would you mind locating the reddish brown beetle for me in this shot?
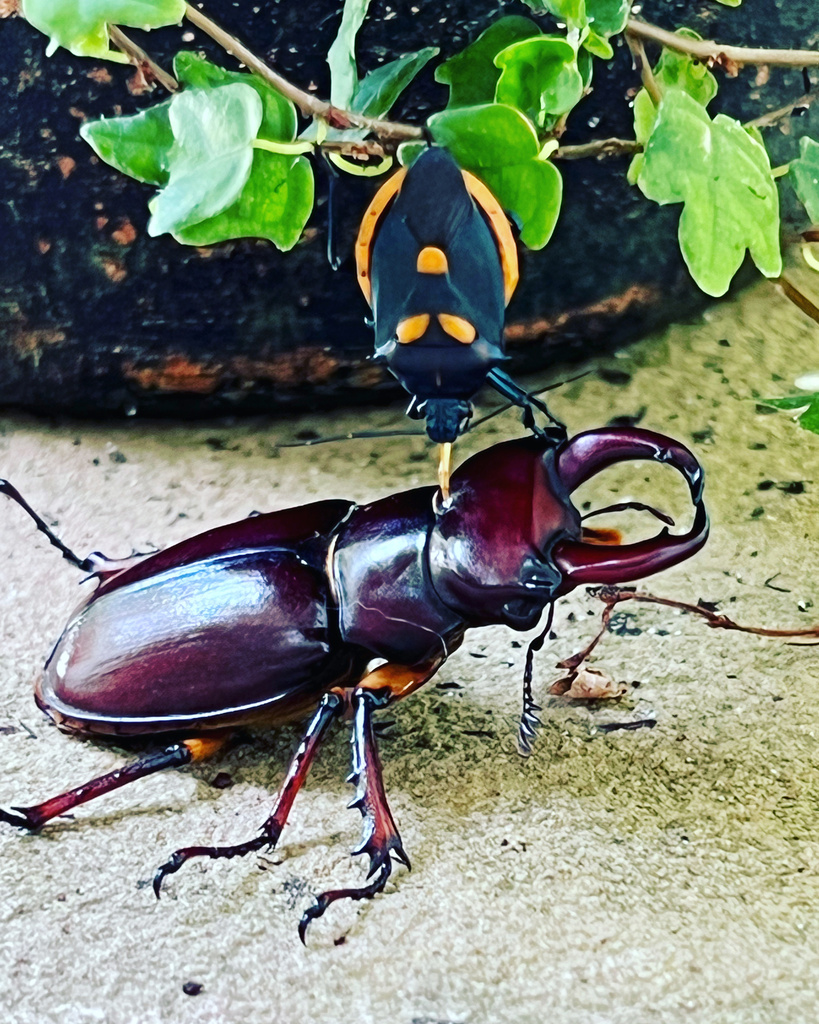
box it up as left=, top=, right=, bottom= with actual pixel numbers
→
left=0, top=427, right=707, bottom=938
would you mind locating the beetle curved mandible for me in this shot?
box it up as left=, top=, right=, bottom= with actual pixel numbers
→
left=0, top=427, right=707, bottom=939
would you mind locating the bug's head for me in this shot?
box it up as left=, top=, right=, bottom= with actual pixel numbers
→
left=428, top=429, right=708, bottom=630
left=356, top=148, right=519, bottom=443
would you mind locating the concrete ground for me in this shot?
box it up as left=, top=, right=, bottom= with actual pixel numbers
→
left=1, top=273, right=819, bottom=1024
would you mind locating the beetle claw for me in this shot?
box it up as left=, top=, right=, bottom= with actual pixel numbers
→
left=298, top=859, right=395, bottom=945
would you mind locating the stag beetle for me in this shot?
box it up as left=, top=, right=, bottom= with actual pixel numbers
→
left=0, top=427, right=707, bottom=939
left=356, top=148, right=566, bottom=453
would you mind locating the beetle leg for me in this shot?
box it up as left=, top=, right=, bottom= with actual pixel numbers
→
left=0, top=733, right=229, bottom=832
left=299, top=688, right=409, bottom=942
left=152, top=692, right=342, bottom=896
left=0, top=479, right=150, bottom=578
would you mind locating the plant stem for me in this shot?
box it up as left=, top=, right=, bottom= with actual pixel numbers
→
left=625, top=32, right=661, bottom=105
left=108, top=25, right=178, bottom=92
left=183, top=2, right=423, bottom=142
left=627, top=17, right=819, bottom=68
left=554, top=138, right=642, bottom=160
left=746, top=92, right=816, bottom=129
left=775, top=276, right=819, bottom=328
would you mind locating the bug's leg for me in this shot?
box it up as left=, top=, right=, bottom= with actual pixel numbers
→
left=486, top=368, right=567, bottom=444
left=152, top=692, right=343, bottom=895
left=0, top=479, right=149, bottom=579
left=0, top=733, right=230, bottom=832
left=299, top=688, right=409, bottom=942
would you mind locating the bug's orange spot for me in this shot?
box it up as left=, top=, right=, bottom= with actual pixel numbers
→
left=396, top=314, right=430, bottom=344
left=416, top=246, right=448, bottom=275
left=438, top=313, right=476, bottom=344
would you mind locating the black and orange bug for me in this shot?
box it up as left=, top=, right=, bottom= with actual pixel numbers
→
left=355, top=147, right=566, bottom=493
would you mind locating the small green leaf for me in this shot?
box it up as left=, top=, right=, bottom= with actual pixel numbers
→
left=582, top=30, right=613, bottom=59
left=327, top=0, right=372, bottom=109
left=21, top=0, right=184, bottom=61
left=428, top=104, right=562, bottom=248
left=148, top=84, right=263, bottom=238
left=353, top=48, right=439, bottom=117
left=80, top=102, right=173, bottom=185
left=790, top=136, right=819, bottom=224
left=715, top=0, right=742, bottom=6
left=171, top=150, right=313, bottom=250
left=638, top=89, right=781, bottom=296
left=762, top=394, right=819, bottom=434
left=173, top=52, right=297, bottom=144
left=481, top=160, right=563, bottom=249
left=652, top=33, right=719, bottom=107
left=627, top=30, right=718, bottom=184
left=585, top=0, right=629, bottom=38
left=494, top=36, right=584, bottom=128
left=526, top=0, right=587, bottom=29
left=435, top=17, right=541, bottom=109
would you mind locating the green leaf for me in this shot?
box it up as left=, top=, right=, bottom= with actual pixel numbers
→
left=652, top=33, right=719, bottom=107
left=148, top=84, right=263, bottom=238
left=173, top=52, right=297, bottom=143
left=585, top=0, right=629, bottom=38
left=327, top=0, right=372, bottom=109
left=435, top=17, right=541, bottom=109
left=171, top=150, right=313, bottom=250
left=353, top=48, right=439, bottom=117
left=715, top=0, right=742, bottom=6
left=80, top=102, right=173, bottom=185
left=790, top=136, right=819, bottom=224
left=627, top=31, right=719, bottom=184
left=638, top=89, right=781, bottom=296
left=526, top=0, right=587, bottom=28
left=762, top=394, right=819, bottom=434
left=21, top=0, right=184, bottom=61
left=494, top=36, right=584, bottom=128
left=428, top=104, right=562, bottom=248
left=481, top=160, right=563, bottom=249
left=583, top=30, right=613, bottom=59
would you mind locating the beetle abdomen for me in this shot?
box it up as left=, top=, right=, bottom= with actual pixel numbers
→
left=40, top=549, right=344, bottom=730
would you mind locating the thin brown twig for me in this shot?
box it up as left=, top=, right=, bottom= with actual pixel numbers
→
left=554, top=138, right=642, bottom=160
left=627, top=17, right=819, bottom=68
left=556, top=584, right=819, bottom=678
left=183, top=2, right=422, bottom=141
left=746, top=92, right=815, bottom=129
left=625, top=32, right=662, bottom=105
left=775, top=276, right=819, bottom=328
left=108, top=24, right=179, bottom=92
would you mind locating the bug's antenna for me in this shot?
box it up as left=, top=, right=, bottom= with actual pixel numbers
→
left=517, top=603, right=555, bottom=756
left=273, top=428, right=425, bottom=449
left=469, top=372, right=590, bottom=432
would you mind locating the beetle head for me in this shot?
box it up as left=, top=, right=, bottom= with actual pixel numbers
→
left=428, top=429, right=708, bottom=630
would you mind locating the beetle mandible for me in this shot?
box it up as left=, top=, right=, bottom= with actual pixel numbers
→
left=0, top=427, right=707, bottom=938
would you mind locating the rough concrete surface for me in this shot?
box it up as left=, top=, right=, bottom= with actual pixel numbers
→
left=1, top=275, right=819, bottom=1024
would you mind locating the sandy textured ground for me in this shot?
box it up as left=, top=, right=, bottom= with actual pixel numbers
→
left=1, top=274, right=819, bottom=1024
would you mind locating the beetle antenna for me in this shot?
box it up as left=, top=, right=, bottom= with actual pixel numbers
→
left=517, top=603, right=555, bottom=756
